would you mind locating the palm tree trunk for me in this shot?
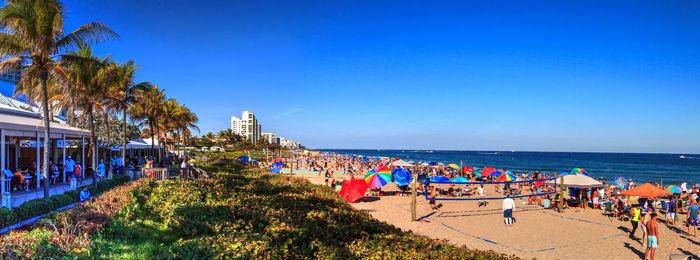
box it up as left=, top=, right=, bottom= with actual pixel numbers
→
left=40, top=76, right=50, bottom=198
left=155, top=121, right=161, bottom=162
left=89, top=107, right=98, bottom=188
left=122, top=108, right=127, bottom=168
left=104, top=112, right=110, bottom=164
left=149, top=119, right=155, bottom=162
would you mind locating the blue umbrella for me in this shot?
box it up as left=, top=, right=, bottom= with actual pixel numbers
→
left=392, top=168, right=412, bottom=186
left=238, top=156, right=250, bottom=162
left=428, top=161, right=438, bottom=166
left=615, top=176, right=629, bottom=189
left=451, top=177, right=470, bottom=183
left=429, top=176, right=450, bottom=182
left=268, top=168, right=281, bottom=174
left=558, top=170, right=569, bottom=176
left=490, top=170, right=503, bottom=177
left=417, top=174, right=428, bottom=184
left=271, top=162, right=285, bottom=167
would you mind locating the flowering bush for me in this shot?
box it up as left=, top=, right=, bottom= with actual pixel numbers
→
left=0, top=178, right=143, bottom=258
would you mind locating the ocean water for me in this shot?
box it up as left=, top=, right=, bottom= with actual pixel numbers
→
left=319, top=149, right=700, bottom=186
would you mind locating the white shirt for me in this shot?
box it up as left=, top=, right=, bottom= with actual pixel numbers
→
left=503, top=198, right=515, bottom=211
left=477, top=186, right=485, bottom=197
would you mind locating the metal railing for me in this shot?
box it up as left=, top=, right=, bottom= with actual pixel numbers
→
left=141, top=167, right=209, bottom=181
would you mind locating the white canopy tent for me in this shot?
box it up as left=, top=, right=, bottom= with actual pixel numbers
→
left=545, top=174, right=605, bottom=189
left=389, top=159, right=413, bottom=167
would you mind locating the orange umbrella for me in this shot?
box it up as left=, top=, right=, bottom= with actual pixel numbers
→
left=620, top=183, right=672, bottom=198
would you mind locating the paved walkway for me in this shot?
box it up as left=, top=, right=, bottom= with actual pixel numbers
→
left=9, top=179, right=94, bottom=208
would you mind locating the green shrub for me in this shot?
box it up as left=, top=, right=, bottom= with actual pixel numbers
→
left=65, top=190, right=81, bottom=202
left=97, top=179, right=116, bottom=193
left=0, top=207, right=16, bottom=228
left=49, top=194, right=75, bottom=209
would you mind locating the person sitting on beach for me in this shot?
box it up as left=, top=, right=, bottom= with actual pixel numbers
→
left=543, top=195, right=551, bottom=209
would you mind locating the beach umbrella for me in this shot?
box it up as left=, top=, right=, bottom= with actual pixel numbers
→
left=558, top=170, right=570, bottom=176
left=458, top=166, right=475, bottom=174
left=429, top=175, right=450, bottom=182
left=490, top=170, right=503, bottom=177
left=448, top=163, right=460, bottom=169
left=665, top=185, right=682, bottom=194
left=339, top=178, right=369, bottom=203
left=437, top=162, right=445, bottom=166
left=615, top=176, right=629, bottom=189
left=365, top=167, right=392, bottom=189
left=421, top=162, right=429, bottom=166
left=481, top=167, right=496, bottom=177
left=428, top=162, right=438, bottom=166
left=271, top=162, right=285, bottom=167
left=268, top=168, right=281, bottom=174
left=620, top=183, right=672, bottom=198
left=417, top=174, right=428, bottom=184
left=451, top=177, right=469, bottom=183
left=392, top=168, right=412, bottom=186
left=496, top=172, right=517, bottom=182
left=274, top=158, right=284, bottom=162
left=238, top=156, right=249, bottom=162
left=571, top=168, right=588, bottom=176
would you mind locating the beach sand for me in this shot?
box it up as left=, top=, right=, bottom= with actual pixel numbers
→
left=290, top=170, right=700, bottom=260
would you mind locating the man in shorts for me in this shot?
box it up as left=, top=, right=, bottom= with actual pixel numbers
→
left=503, top=193, right=515, bottom=227
left=687, top=200, right=698, bottom=237
left=666, top=198, right=676, bottom=225
left=644, top=213, right=659, bottom=260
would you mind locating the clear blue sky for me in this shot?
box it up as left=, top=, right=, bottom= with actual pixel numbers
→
left=62, top=0, right=700, bottom=153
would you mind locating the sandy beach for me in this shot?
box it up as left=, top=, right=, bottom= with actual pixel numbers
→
left=289, top=170, right=700, bottom=260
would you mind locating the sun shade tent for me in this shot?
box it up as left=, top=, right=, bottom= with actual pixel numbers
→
left=389, top=159, right=413, bottom=167
left=620, top=183, right=673, bottom=198
left=544, top=174, right=605, bottom=189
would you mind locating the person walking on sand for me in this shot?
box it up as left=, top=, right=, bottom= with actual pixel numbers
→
left=641, top=208, right=653, bottom=248
left=503, top=193, right=515, bottom=227
left=687, top=199, right=699, bottom=237
left=629, top=204, right=641, bottom=238
left=477, top=184, right=487, bottom=208
left=644, top=213, right=659, bottom=260
left=428, top=185, right=438, bottom=211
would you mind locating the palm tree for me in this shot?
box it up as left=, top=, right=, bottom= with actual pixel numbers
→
left=175, top=105, right=198, bottom=151
left=104, top=61, right=151, bottom=168
left=61, top=44, right=113, bottom=188
left=131, top=85, right=165, bottom=161
left=0, top=0, right=117, bottom=198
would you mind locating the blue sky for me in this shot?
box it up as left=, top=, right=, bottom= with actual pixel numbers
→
left=61, top=0, right=700, bottom=153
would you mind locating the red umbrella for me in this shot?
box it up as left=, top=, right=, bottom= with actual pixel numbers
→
left=458, top=166, right=474, bottom=174
left=274, top=158, right=284, bottom=162
left=481, top=167, right=496, bottom=176
left=340, top=179, right=369, bottom=203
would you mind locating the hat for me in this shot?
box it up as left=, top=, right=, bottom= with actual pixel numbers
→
left=646, top=208, right=653, bottom=212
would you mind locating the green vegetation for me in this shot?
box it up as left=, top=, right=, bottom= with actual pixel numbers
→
left=91, top=161, right=518, bottom=259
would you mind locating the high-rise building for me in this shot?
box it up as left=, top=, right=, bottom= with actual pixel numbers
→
left=231, top=111, right=261, bottom=143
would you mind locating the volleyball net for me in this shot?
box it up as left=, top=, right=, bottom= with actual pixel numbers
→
left=423, top=177, right=558, bottom=201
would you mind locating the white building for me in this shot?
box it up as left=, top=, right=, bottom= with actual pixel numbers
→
left=262, top=132, right=278, bottom=144
left=231, top=111, right=261, bottom=143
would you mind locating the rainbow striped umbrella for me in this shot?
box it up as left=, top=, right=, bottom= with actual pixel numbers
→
left=365, top=166, right=392, bottom=189
left=615, top=176, right=629, bottom=189
left=490, top=170, right=503, bottom=177
left=496, top=171, right=517, bottom=182
left=571, top=168, right=588, bottom=176
left=665, top=185, right=682, bottom=194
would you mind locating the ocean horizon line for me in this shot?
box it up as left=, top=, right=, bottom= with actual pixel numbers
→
left=312, top=148, right=700, bottom=156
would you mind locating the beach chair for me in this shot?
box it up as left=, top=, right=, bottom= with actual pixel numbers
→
left=604, top=203, right=613, bottom=217
left=660, top=201, right=667, bottom=213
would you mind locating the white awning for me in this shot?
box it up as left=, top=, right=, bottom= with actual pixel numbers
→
left=0, top=111, right=90, bottom=138
left=390, top=159, right=413, bottom=167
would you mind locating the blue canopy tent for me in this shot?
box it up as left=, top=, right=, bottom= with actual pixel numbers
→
left=238, top=156, right=250, bottom=162
left=271, top=162, right=285, bottom=167
left=269, top=168, right=282, bottom=174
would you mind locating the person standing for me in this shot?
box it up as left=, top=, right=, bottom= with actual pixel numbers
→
left=503, top=193, right=515, bottom=227
left=641, top=208, right=653, bottom=248
left=629, top=204, right=641, bottom=238
left=477, top=184, right=486, bottom=208
left=666, top=197, right=676, bottom=225
left=64, top=156, right=75, bottom=179
left=428, top=185, right=438, bottom=211
left=687, top=200, right=699, bottom=237
left=644, top=213, right=659, bottom=260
